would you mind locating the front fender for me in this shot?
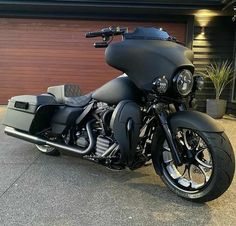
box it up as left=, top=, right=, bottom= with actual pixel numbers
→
left=168, top=111, right=224, bottom=133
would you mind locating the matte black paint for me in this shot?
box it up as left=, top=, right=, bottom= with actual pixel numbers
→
left=158, top=112, right=182, bottom=166
left=105, top=39, right=194, bottom=90
left=168, top=111, right=224, bottom=133
left=110, top=100, right=142, bottom=165
left=51, top=106, right=84, bottom=134
left=92, top=76, right=143, bottom=104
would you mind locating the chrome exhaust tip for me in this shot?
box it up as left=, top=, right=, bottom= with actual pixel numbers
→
left=4, top=126, right=46, bottom=145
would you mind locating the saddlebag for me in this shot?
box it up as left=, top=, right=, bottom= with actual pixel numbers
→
left=3, top=95, right=58, bottom=134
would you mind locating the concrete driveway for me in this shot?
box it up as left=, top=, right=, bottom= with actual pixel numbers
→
left=0, top=106, right=236, bottom=226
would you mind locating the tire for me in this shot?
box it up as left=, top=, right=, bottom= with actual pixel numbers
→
left=152, top=129, right=235, bottom=202
left=35, top=144, right=60, bottom=156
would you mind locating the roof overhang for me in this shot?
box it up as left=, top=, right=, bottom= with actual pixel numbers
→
left=0, top=0, right=234, bottom=19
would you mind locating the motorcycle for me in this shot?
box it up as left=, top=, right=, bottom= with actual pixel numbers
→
left=3, top=26, right=235, bottom=202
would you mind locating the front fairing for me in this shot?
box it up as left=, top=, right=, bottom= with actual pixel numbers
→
left=105, top=28, right=194, bottom=91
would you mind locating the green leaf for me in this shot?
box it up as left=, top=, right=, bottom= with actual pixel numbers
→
left=199, top=60, right=235, bottom=100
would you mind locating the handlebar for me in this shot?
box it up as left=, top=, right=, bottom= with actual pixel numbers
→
left=85, top=27, right=128, bottom=38
left=85, top=31, right=104, bottom=38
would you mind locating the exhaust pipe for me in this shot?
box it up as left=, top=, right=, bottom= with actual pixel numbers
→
left=4, top=127, right=47, bottom=145
left=4, top=120, right=95, bottom=155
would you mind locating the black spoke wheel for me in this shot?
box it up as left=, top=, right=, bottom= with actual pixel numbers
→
left=152, top=129, right=235, bottom=202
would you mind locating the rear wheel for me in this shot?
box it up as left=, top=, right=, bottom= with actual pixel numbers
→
left=35, top=144, right=60, bottom=156
left=152, top=128, right=235, bottom=202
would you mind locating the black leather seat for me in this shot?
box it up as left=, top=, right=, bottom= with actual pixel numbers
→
left=63, top=93, right=92, bottom=107
left=47, top=84, right=92, bottom=107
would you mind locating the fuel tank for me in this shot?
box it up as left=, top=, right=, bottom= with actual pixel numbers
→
left=92, top=76, right=142, bottom=105
left=105, top=27, right=194, bottom=91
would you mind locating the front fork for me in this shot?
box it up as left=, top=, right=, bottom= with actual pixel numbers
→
left=157, top=103, right=187, bottom=166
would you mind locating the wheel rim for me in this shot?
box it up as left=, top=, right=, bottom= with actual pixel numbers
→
left=36, top=144, right=55, bottom=153
left=161, top=129, right=213, bottom=193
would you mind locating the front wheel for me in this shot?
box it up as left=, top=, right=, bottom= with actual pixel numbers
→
left=152, top=128, right=235, bottom=202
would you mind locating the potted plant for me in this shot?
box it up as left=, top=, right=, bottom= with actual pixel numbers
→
left=201, top=60, right=234, bottom=119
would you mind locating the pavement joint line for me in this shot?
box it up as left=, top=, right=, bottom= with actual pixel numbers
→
left=0, top=153, right=41, bottom=199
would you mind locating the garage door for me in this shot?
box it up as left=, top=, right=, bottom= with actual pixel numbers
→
left=0, top=18, right=186, bottom=104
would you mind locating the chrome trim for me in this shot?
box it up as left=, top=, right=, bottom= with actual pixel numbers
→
left=101, top=143, right=118, bottom=157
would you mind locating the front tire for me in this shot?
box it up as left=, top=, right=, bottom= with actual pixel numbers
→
left=152, top=129, right=235, bottom=202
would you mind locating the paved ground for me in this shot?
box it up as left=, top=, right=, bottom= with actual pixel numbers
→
left=0, top=106, right=236, bottom=226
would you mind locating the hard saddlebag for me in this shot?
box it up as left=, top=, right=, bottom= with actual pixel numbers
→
left=3, top=95, right=58, bottom=134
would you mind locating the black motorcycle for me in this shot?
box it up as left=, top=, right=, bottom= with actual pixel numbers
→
left=3, top=26, right=235, bottom=202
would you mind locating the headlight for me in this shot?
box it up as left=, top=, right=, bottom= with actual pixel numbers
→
left=194, top=76, right=204, bottom=91
left=153, top=76, right=168, bottom=94
left=173, top=69, right=193, bottom=96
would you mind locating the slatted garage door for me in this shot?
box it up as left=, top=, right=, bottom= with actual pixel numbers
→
left=0, top=18, right=186, bottom=104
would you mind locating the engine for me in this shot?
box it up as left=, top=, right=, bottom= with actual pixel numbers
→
left=75, top=128, right=89, bottom=148
left=75, top=102, right=116, bottom=157
left=95, top=135, right=113, bottom=157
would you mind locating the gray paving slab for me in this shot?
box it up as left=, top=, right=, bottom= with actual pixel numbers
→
left=0, top=108, right=40, bottom=197
left=0, top=160, right=210, bottom=226
left=0, top=164, right=29, bottom=192
left=0, top=139, right=40, bottom=164
left=0, top=107, right=236, bottom=226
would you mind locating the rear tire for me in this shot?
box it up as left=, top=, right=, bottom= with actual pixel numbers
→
left=35, top=144, right=60, bottom=156
left=152, top=130, right=235, bottom=202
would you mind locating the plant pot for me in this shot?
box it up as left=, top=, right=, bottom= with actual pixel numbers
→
left=206, top=99, right=227, bottom=119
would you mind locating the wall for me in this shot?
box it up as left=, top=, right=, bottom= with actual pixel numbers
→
left=193, top=16, right=236, bottom=114
left=0, top=18, right=186, bottom=104
left=228, top=30, right=236, bottom=115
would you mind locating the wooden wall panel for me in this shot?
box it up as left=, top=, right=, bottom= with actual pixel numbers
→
left=193, top=18, right=235, bottom=114
left=0, top=18, right=186, bottom=104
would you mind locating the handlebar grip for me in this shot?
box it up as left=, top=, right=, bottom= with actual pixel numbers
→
left=86, top=27, right=128, bottom=38
left=94, top=42, right=108, bottom=48
left=85, top=31, right=103, bottom=38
